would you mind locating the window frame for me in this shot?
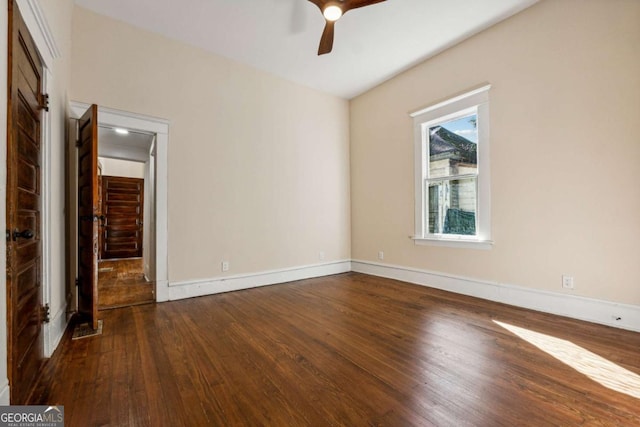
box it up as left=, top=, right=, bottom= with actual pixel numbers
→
left=410, top=85, right=492, bottom=249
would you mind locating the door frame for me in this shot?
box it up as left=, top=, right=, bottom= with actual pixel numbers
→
left=69, top=102, right=169, bottom=302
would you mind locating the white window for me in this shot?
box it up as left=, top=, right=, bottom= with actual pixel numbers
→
left=411, top=85, right=492, bottom=249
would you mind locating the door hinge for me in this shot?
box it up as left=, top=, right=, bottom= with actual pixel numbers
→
left=41, top=304, right=51, bottom=323
left=75, top=278, right=79, bottom=287
left=38, top=93, right=50, bottom=112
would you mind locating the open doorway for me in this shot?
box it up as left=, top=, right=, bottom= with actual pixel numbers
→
left=97, top=127, right=155, bottom=308
left=69, top=102, right=169, bottom=322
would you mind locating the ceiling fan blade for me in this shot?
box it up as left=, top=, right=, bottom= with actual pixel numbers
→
left=309, top=0, right=385, bottom=55
left=318, top=20, right=335, bottom=55
left=343, top=0, right=386, bottom=13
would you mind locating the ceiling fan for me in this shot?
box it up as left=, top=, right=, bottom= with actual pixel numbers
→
left=307, top=0, right=386, bottom=55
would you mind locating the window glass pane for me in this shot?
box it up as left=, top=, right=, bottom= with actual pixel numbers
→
left=428, top=114, right=477, bottom=179
left=427, top=178, right=477, bottom=235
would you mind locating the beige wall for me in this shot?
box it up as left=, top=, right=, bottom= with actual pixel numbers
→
left=99, top=157, right=145, bottom=179
left=71, top=6, right=351, bottom=282
left=350, top=0, right=640, bottom=305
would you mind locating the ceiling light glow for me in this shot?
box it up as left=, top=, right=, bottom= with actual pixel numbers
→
left=323, top=5, right=343, bottom=21
left=114, top=128, right=129, bottom=135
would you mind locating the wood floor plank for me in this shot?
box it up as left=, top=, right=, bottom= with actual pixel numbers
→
left=30, top=272, right=640, bottom=426
left=223, top=293, right=414, bottom=426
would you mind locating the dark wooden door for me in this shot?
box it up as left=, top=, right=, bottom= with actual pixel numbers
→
left=6, top=0, right=45, bottom=404
left=101, top=176, right=144, bottom=259
left=77, top=105, right=99, bottom=330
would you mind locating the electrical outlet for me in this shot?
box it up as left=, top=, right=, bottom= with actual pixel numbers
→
left=562, top=275, right=574, bottom=289
left=319, top=251, right=325, bottom=261
left=222, top=261, right=230, bottom=272
left=378, top=251, right=384, bottom=260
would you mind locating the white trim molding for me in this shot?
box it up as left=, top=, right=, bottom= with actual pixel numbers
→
left=43, top=305, right=68, bottom=357
left=0, top=379, right=9, bottom=405
left=15, top=0, right=61, bottom=67
left=351, top=260, right=640, bottom=333
left=168, top=261, right=352, bottom=301
left=411, top=235, right=493, bottom=250
left=40, top=68, right=66, bottom=358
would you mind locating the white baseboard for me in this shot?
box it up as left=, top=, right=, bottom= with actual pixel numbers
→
left=155, top=279, right=170, bottom=303
left=44, top=305, right=69, bottom=357
left=0, top=379, right=9, bottom=405
left=168, top=260, right=352, bottom=301
left=351, top=260, right=640, bottom=333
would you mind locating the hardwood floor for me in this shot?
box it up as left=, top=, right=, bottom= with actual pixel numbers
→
left=32, top=273, right=640, bottom=426
left=98, top=258, right=154, bottom=309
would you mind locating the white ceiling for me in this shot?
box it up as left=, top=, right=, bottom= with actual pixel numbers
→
left=74, top=0, right=538, bottom=99
left=98, top=126, right=154, bottom=162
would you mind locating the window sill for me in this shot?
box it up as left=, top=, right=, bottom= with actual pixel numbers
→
left=411, top=236, right=493, bottom=250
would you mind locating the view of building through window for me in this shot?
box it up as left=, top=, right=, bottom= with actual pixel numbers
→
left=427, top=113, right=478, bottom=235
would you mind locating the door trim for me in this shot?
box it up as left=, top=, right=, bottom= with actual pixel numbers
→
left=14, top=0, right=60, bottom=66
left=69, top=102, right=169, bottom=302
left=1, top=3, right=9, bottom=405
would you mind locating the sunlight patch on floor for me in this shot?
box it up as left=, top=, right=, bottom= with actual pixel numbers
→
left=494, top=320, right=640, bottom=399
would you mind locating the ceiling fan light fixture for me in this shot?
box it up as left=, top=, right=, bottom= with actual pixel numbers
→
left=311, top=0, right=386, bottom=55
left=323, top=4, right=343, bottom=21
